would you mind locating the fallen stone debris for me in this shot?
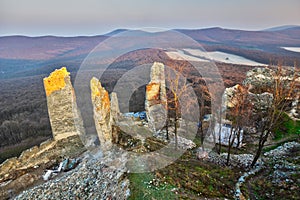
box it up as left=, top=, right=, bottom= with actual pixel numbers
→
left=42, top=158, right=80, bottom=181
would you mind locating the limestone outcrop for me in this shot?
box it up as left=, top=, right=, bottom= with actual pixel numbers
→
left=243, top=67, right=275, bottom=93
left=292, top=97, right=300, bottom=118
left=145, top=62, right=167, bottom=132
left=43, top=67, right=84, bottom=140
left=248, top=92, right=274, bottom=112
left=223, top=84, right=247, bottom=108
left=90, top=77, right=112, bottom=149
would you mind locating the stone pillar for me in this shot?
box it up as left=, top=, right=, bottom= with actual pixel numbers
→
left=43, top=67, right=84, bottom=140
left=145, top=62, right=167, bottom=132
left=90, top=77, right=112, bottom=149
left=110, top=92, right=121, bottom=143
left=110, top=92, right=121, bottom=121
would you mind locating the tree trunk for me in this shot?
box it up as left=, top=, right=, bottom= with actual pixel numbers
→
left=226, top=145, right=232, bottom=166
left=251, top=131, right=269, bottom=167
left=166, top=117, right=169, bottom=140
left=200, top=123, right=205, bottom=151
left=218, top=123, right=222, bottom=154
left=234, top=128, right=241, bottom=154
left=226, top=129, right=236, bottom=165
left=251, top=144, right=263, bottom=168
left=174, top=117, right=178, bottom=149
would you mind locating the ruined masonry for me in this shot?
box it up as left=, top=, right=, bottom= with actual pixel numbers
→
left=145, top=62, right=168, bottom=132
left=90, top=77, right=113, bottom=149
left=43, top=67, right=84, bottom=140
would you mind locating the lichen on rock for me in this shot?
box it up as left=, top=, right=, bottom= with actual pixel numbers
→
left=146, top=82, right=160, bottom=101
left=43, top=67, right=70, bottom=96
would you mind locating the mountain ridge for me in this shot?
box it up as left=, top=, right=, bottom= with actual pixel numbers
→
left=1, top=26, right=300, bottom=79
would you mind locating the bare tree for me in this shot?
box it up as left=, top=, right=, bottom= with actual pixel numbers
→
left=216, top=106, right=223, bottom=154
left=197, top=90, right=207, bottom=151
left=225, top=85, right=252, bottom=165
left=165, top=66, right=196, bottom=149
left=250, top=64, right=299, bottom=167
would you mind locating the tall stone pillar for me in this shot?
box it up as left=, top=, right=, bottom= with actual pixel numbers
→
left=90, top=77, right=112, bottom=149
left=145, top=62, right=168, bottom=132
left=43, top=67, right=83, bottom=140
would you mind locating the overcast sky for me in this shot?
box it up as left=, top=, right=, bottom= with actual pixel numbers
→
left=1, top=0, right=300, bottom=36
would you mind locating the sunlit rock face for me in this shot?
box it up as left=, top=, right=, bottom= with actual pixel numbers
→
left=145, top=62, right=167, bottom=132
left=44, top=67, right=84, bottom=140
left=223, top=84, right=245, bottom=108
left=90, top=77, right=112, bottom=149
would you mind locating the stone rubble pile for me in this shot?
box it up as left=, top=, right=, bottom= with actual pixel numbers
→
left=15, top=149, right=130, bottom=200
left=234, top=141, right=300, bottom=200
left=264, top=142, right=300, bottom=188
left=207, top=151, right=262, bottom=169
left=264, top=141, right=300, bottom=159
left=42, top=158, right=80, bottom=181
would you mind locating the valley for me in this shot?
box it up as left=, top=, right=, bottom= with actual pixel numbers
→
left=0, top=26, right=300, bottom=200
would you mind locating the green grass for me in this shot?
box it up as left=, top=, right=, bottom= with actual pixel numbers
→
left=128, top=172, right=176, bottom=200
left=274, top=113, right=300, bottom=140
left=156, top=152, right=238, bottom=199
left=127, top=150, right=239, bottom=199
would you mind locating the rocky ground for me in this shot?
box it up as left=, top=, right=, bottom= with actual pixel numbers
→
left=0, top=135, right=85, bottom=199
left=1, top=119, right=299, bottom=200
left=242, top=141, right=300, bottom=200
left=14, top=148, right=130, bottom=200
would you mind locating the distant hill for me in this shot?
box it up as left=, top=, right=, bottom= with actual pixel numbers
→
left=1, top=25, right=299, bottom=160
left=175, top=26, right=300, bottom=46
left=0, top=35, right=107, bottom=60
left=175, top=26, right=300, bottom=66
left=1, top=26, right=300, bottom=79
left=263, top=25, right=300, bottom=32
left=104, top=29, right=128, bottom=36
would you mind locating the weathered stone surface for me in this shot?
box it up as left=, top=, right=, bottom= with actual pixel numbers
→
left=14, top=148, right=130, bottom=200
left=248, top=92, right=274, bottom=112
left=290, top=95, right=300, bottom=119
left=145, top=62, right=167, bottom=132
left=0, top=136, right=85, bottom=199
left=295, top=98, right=300, bottom=118
left=223, top=84, right=246, bottom=108
left=110, top=92, right=121, bottom=143
left=146, top=83, right=160, bottom=101
left=110, top=92, right=120, bottom=122
left=264, top=141, right=300, bottom=159
left=243, top=67, right=275, bottom=93
left=90, top=77, right=112, bottom=149
left=43, top=67, right=84, bottom=140
left=243, top=67, right=300, bottom=95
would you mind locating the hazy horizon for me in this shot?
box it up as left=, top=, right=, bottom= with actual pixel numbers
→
left=1, top=0, right=300, bottom=36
